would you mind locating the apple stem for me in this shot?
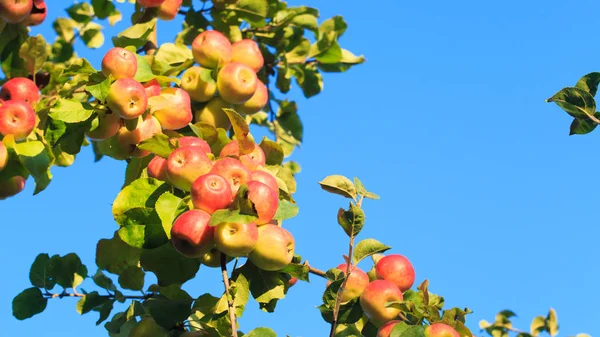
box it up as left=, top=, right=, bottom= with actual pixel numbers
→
left=221, top=253, right=239, bottom=337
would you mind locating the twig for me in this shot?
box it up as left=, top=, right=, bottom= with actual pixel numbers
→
left=306, top=264, right=327, bottom=278
left=43, top=290, right=152, bottom=300
left=221, top=253, right=238, bottom=337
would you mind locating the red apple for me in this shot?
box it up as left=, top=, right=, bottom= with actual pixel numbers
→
left=22, top=0, right=46, bottom=26
left=248, top=224, right=294, bottom=271
left=199, top=247, right=233, bottom=268
left=231, top=39, right=264, bottom=73
left=235, top=80, right=268, bottom=115
left=143, top=79, right=161, bottom=97
left=377, top=320, right=401, bottom=337
left=246, top=180, right=278, bottom=225
left=157, top=0, right=182, bottom=20
left=375, top=254, right=415, bottom=292
left=170, top=209, right=215, bottom=258
left=0, top=141, right=7, bottom=172
left=150, top=87, right=193, bottom=130
left=115, top=115, right=162, bottom=158
left=0, top=77, right=40, bottom=107
left=194, top=96, right=232, bottom=130
left=137, top=0, right=165, bottom=7
left=0, top=175, right=26, bottom=199
left=177, top=136, right=211, bottom=154
left=86, top=112, right=121, bottom=141
left=220, top=141, right=265, bottom=170
left=250, top=170, right=279, bottom=196
left=181, top=66, right=217, bottom=102
left=209, top=157, right=250, bottom=197
left=213, top=221, right=258, bottom=257
left=326, top=264, right=370, bottom=303
left=166, top=146, right=213, bottom=191
left=0, top=100, right=36, bottom=140
left=191, top=173, right=232, bottom=214
left=147, top=156, right=168, bottom=181
left=107, top=78, right=148, bottom=120
left=192, top=30, right=232, bottom=69
left=425, top=323, right=461, bottom=337
left=288, top=276, right=298, bottom=287
left=0, top=0, right=32, bottom=23
left=359, top=280, right=403, bottom=326
left=217, top=62, right=258, bottom=104
left=101, top=47, right=138, bottom=79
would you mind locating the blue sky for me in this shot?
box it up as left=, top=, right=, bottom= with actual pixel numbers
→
left=2, top=1, right=600, bottom=336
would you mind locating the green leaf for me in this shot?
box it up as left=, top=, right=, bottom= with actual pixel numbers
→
left=152, top=43, right=194, bottom=76
left=273, top=199, right=299, bottom=221
left=112, top=19, right=157, bottom=49
left=277, top=100, right=303, bottom=142
left=145, top=295, right=194, bottom=330
left=96, top=232, right=142, bottom=275
left=137, top=134, right=174, bottom=158
left=319, top=16, right=348, bottom=38
left=390, top=322, right=425, bottom=337
left=547, top=308, right=559, bottom=337
left=280, top=263, right=309, bottom=282
left=12, top=288, right=47, bottom=320
left=80, top=22, right=105, bottom=48
left=547, top=87, right=596, bottom=120
left=67, top=2, right=94, bottom=24
left=86, top=77, right=111, bottom=103
left=231, top=273, right=250, bottom=317
left=230, top=0, right=269, bottom=25
left=245, top=327, right=277, bottom=337
left=140, top=243, right=201, bottom=286
left=118, top=266, right=145, bottom=291
left=49, top=99, right=95, bottom=123
left=118, top=213, right=168, bottom=249
left=48, top=253, right=88, bottom=289
left=76, top=291, right=111, bottom=315
left=19, top=35, right=48, bottom=75
left=29, top=253, right=55, bottom=290
left=530, top=316, right=545, bottom=336
left=11, top=140, right=53, bottom=194
left=569, top=118, right=598, bottom=135
left=53, top=18, right=77, bottom=42
left=285, top=38, right=310, bottom=63
left=233, top=262, right=286, bottom=311
left=353, top=239, right=392, bottom=265
left=155, top=192, right=188, bottom=239
left=292, top=63, right=323, bottom=98
left=209, top=208, right=258, bottom=227
left=92, top=270, right=116, bottom=291
left=112, top=178, right=170, bottom=226
left=134, top=54, right=155, bottom=83
left=337, top=203, right=365, bottom=237
left=259, top=137, right=284, bottom=165
left=123, top=156, right=152, bottom=188
left=319, top=175, right=357, bottom=199
left=222, top=108, right=255, bottom=155
left=575, top=72, right=600, bottom=96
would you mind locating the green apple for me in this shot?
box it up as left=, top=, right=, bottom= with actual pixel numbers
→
left=213, top=222, right=258, bottom=257
left=181, top=66, right=217, bottom=102
left=199, top=247, right=233, bottom=268
left=248, top=224, right=295, bottom=271
left=86, top=112, right=121, bottom=141
left=194, top=97, right=233, bottom=130
left=192, top=30, right=232, bottom=69
left=217, top=62, right=258, bottom=104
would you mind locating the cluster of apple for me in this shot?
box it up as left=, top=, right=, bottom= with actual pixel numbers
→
left=328, top=254, right=461, bottom=337
left=136, top=0, right=183, bottom=21
left=0, top=77, right=41, bottom=199
left=0, top=0, right=47, bottom=27
left=146, top=134, right=294, bottom=271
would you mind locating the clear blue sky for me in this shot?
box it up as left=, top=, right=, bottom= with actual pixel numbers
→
left=2, top=1, right=599, bottom=336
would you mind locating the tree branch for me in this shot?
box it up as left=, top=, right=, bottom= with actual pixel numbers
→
left=306, top=263, right=327, bottom=279
left=221, top=253, right=238, bottom=337
left=329, top=235, right=356, bottom=337
left=43, top=290, right=152, bottom=300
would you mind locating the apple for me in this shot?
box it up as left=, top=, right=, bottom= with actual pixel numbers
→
left=177, top=136, right=211, bottom=154
left=101, top=47, right=138, bottom=79
left=377, top=320, right=401, bottom=337
left=191, top=173, right=232, bottom=214
left=0, top=175, right=26, bottom=200
left=115, top=115, right=162, bottom=158
left=231, top=39, right=264, bottom=73
left=147, top=156, right=168, bottom=181
left=217, top=62, right=258, bottom=104
left=0, top=100, right=36, bottom=140
left=0, top=141, right=7, bottom=172
left=170, top=209, right=215, bottom=258
left=166, top=146, right=213, bottom=191
left=209, top=157, right=250, bottom=197
left=235, top=80, right=268, bottom=115
left=86, top=112, right=121, bottom=141
left=212, top=0, right=237, bottom=9
left=375, top=254, right=415, bottom=292
left=181, top=66, right=217, bottom=102
left=359, top=279, right=403, bottom=326
left=143, top=79, right=161, bottom=97
left=213, top=221, right=259, bottom=257
left=288, top=276, right=298, bottom=287
left=157, top=0, right=182, bottom=20
left=0, top=77, right=40, bottom=107
left=250, top=170, right=279, bottom=196
left=22, top=0, right=46, bottom=26
left=137, top=0, right=165, bottom=7
left=194, top=97, right=232, bottom=130
left=199, top=247, right=233, bottom=268
left=192, top=30, right=232, bottom=69
left=326, top=264, right=370, bottom=303
left=248, top=224, right=294, bottom=271
left=220, top=141, right=266, bottom=170
left=107, top=78, right=148, bottom=120
left=0, top=0, right=32, bottom=23
left=425, top=323, right=461, bottom=337
left=150, top=87, right=193, bottom=130
left=246, top=180, right=278, bottom=225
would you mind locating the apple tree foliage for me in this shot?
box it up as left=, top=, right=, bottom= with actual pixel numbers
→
left=2, top=1, right=588, bottom=337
